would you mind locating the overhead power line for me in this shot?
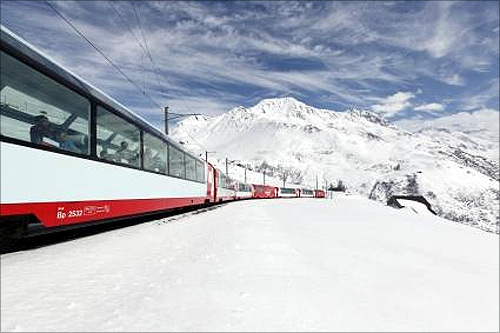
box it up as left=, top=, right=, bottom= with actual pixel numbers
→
left=130, top=1, right=168, bottom=98
left=45, top=0, right=161, bottom=109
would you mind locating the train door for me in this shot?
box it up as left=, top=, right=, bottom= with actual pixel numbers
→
left=213, top=169, right=219, bottom=202
left=206, top=164, right=216, bottom=203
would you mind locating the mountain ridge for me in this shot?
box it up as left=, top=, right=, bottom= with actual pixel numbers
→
left=171, top=97, right=499, bottom=233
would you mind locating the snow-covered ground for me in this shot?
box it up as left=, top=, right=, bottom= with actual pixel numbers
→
left=1, top=196, right=499, bottom=332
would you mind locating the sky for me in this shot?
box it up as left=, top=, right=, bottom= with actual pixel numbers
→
left=1, top=1, right=499, bottom=129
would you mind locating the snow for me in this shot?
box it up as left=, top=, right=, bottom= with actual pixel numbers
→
left=170, top=97, right=499, bottom=233
left=2, top=197, right=498, bottom=332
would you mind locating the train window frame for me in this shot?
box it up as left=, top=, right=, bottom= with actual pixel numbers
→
left=168, top=144, right=186, bottom=179
left=185, top=154, right=197, bottom=181
left=143, top=130, right=168, bottom=175
left=195, top=160, right=205, bottom=182
left=95, top=105, right=141, bottom=169
left=0, top=50, right=91, bottom=156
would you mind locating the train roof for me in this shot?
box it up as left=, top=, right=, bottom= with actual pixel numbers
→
left=0, top=24, right=193, bottom=158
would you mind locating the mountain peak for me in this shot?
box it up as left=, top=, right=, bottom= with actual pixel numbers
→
left=347, top=108, right=390, bottom=126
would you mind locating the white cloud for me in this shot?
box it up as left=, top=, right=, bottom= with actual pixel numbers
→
left=414, top=103, right=445, bottom=113
left=371, top=91, right=415, bottom=118
left=1, top=0, right=497, bottom=123
left=442, top=73, right=466, bottom=86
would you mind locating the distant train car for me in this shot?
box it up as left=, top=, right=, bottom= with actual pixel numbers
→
left=215, top=170, right=236, bottom=202
left=314, top=190, right=326, bottom=198
left=300, top=189, right=315, bottom=198
left=278, top=187, right=298, bottom=198
left=252, top=185, right=277, bottom=199
left=235, top=181, right=253, bottom=200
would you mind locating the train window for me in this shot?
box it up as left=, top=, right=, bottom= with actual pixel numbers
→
left=96, top=106, right=140, bottom=167
left=143, top=132, right=167, bottom=174
left=195, top=160, right=205, bottom=182
left=168, top=145, right=185, bottom=178
left=185, top=155, right=196, bottom=181
left=0, top=51, right=90, bottom=154
left=226, top=177, right=233, bottom=189
left=219, top=173, right=225, bottom=188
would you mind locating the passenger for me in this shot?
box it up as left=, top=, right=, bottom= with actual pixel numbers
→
left=56, top=130, right=80, bottom=153
left=129, top=152, right=140, bottom=167
left=100, top=147, right=110, bottom=159
left=112, top=141, right=130, bottom=163
left=30, top=115, right=56, bottom=145
left=145, top=148, right=165, bottom=172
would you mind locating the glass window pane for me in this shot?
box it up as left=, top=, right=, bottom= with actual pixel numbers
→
left=144, top=132, right=167, bottom=174
left=185, top=155, right=196, bottom=181
left=0, top=51, right=90, bottom=154
left=196, top=161, right=204, bottom=182
left=168, top=145, right=185, bottom=178
left=96, top=106, right=140, bottom=167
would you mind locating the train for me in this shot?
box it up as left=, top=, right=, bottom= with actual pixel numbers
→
left=0, top=25, right=325, bottom=245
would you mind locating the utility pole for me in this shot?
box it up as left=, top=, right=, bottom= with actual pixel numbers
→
left=164, top=106, right=169, bottom=135
left=163, top=106, right=202, bottom=136
left=316, top=175, right=318, bottom=190
left=263, top=168, right=266, bottom=185
left=225, top=157, right=228, bottom=175
left=205, top=151, right=216, bottom=163
left=244, top=167, right=247, bottom=184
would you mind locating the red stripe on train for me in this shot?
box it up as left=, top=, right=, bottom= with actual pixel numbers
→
left=0, top=197, right=207, bottom=227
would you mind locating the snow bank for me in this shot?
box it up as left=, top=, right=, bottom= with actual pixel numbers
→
left=1, top=197, right=498, bottom=331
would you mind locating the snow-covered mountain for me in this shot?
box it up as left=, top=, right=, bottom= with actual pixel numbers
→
left=171, top=97, right=499, bottom=233
left=395, top=109, right=499, bottom=161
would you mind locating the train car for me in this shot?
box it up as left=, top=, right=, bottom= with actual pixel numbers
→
left=252, top=184, right=277, bottom=199
left=314, top=190, right=326, bottom=198
left=235, top=181, right=253, bottom=200
left=215, top=169, right=236, bottom=202
left=278, top=187, right=298, bottom=198
left=0, top=25, right=214, bottom=241
left=300, top=189, right=315, bottom=198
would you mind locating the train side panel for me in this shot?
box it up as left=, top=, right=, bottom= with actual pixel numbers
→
left=252, top=185, right=276, bottom=198
left=0, top=143, right=208, bottom=228
left=314, top=190, right=326, bottom=198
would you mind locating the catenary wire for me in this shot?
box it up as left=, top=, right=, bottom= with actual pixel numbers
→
left=45, top=0, right=162, bottom=109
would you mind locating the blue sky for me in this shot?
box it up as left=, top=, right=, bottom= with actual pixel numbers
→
left=1, top=1, right=498, bottom=129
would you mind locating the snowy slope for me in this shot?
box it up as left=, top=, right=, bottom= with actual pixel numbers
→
left=1, top=197, right=498, bottom=332
left=395, top=109, right=500, bottom=161
left=170, top=97, right=499, bottom=233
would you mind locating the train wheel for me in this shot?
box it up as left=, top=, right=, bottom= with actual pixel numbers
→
left=0, top=216, right=28, bottom=253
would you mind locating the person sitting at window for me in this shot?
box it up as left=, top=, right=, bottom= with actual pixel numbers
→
left=30, top=114, right=56, bottom=146
left=56, top=130, right=80, bottom=153
left=112, top=141, right=130, bottom=163
left=100, top=147, right=110, bottom=159
left=145, top=148, right=164, bottom=172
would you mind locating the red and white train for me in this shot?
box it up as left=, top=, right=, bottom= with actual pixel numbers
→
left=0, top=26, right=325, bottom=244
